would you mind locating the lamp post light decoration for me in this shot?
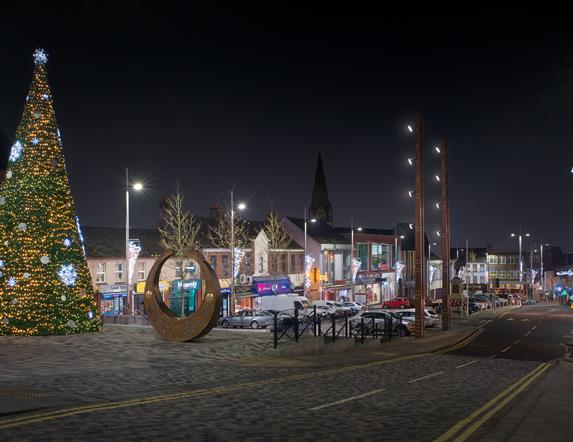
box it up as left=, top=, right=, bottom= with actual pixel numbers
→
left=350, top=220, right=362, bottom=302
left=511, top=230, right=530, bottom=300
left=303, top=211, right=317, bottom=295
left=229, top=189, right=246, bottom=316
left=125, top=168, right=143, bottom=315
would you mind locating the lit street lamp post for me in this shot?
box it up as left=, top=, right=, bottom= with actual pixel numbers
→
left=394, top=230, right=405, bottom=297
left=125, top=168, right=143, bottom=316
left=511, top=230, right=530, bottom=302
left=350, top=219, right=362, bottom=304
left=303, top=209, right=316, bottom=298
left=230, top=188, right=246, bottom=316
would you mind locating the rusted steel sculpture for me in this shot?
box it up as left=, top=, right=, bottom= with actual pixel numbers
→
left=144, top=249, right=221, bottom=341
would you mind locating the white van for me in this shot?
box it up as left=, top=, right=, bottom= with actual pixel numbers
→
left=257, top=294, right=312, bottom=314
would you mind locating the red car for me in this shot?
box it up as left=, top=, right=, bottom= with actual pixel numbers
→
left=383, top=297, right=412, bottom=309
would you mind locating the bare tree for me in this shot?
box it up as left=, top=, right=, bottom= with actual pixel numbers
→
left=158, top=188, right=201, bottom=317
left=263, top=211, right=293, bottom=291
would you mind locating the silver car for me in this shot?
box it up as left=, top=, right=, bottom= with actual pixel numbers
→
left=220, top=309, right=274, bottom=329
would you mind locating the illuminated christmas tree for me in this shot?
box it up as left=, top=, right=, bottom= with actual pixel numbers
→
left=0, top=49, right=102, bottom=335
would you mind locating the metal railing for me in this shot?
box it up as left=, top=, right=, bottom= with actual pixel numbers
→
left=272, top=306, right=397, bottom=349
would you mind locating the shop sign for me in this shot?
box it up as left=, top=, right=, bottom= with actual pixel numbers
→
left=221, top=288, right=231, bottom=295
left=556, top=269, right=573, bottom=276
left=100, top=284, right=127, bottom=293
left=252, top=278, right=291, bottom=295
left=102, top=292, right=126, bottom=300
left=135, top=280, right=170, bottom=294
left=172, top=278, right=201, bottom=292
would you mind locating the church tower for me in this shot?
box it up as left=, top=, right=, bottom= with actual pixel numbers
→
left=309, top=153, right=333, bottom=225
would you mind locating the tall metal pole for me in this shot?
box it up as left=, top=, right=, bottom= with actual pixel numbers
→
left=394, top=228, right=399, bottom=297
left=540, top=242, right=544, bottom=299
left=350, top=218, right=354, bottom=303
left=530, top=249, right=534, bottom=300
left=519, top=233, right=523, bottom=300
left=427, top=242, right=431, bottom=302
left=440, top=138, right=450, bottom=330
left=414, top=113, right=425, bottom=338
left=304, top=208, right=307, bottom=298
left=466, top=239, right=469, bottom=316
left=230, top=188, right=235, bottom=316
left=125, top=168, right=131, bottom=315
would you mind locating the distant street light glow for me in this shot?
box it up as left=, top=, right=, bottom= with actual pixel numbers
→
left=133, top=182, right=143, bottom=191
left=237, top=203, right=246, bottom=210
left=408, top=190, right=413, bottom=198
left=407, top=125, right=413, bottom=133
left=408, top=158, right=413, bottom=166
left=435, top=146, right=441, bottom=153
left=435, top=175, right=441, bottom=182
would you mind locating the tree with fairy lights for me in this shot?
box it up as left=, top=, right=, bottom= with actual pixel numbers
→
left=0, top=49, right=102, bottom=335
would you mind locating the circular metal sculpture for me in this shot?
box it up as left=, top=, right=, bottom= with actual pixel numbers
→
left=144, top=249, right=222, bottom=341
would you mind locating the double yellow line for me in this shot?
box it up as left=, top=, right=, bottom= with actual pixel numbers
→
left=0, top=352, right=427, bottom=430
left=434, top=361, right=554, bottom=442
left=435, top=328, right=485, bottom=354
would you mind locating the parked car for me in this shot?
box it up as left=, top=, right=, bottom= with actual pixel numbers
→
left=309, top=304, right=338, bottom=318
left=390, top=308, right=439, bottom=328
left=220, top=309, right=274, bottom=329
left=382, top=297, right=412, bottom=309
left=351, top=310, right=408, bottom=336
left=342, top=301, right=363, bottom=314
left=383, top=311, right=414, bottom=336
left=313, top=300, right=346, bottom=316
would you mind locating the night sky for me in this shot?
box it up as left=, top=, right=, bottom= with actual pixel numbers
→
left=1, top=6, right=572, bottom=252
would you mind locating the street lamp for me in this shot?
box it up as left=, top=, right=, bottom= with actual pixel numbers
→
left=511, top=230, right=530, bottom=301
left=427, top=242, right=437, bottom=301
left=125, top=168, right=143, bottom=315
left=394, top=231, right=405, bottom=297
left=350, top=220, right=362, bottom=303
left=230, top=188, right=246, bottom=316
left=303, top=209, right=316, bottom=298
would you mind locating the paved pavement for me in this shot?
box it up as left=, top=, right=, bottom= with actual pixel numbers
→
left=0, top=304, right=568, bottom=441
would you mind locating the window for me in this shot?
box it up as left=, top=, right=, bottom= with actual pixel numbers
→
left=298, top=254, right=303, bottom=273
left=499, top=270, right=506, bottom=278
left=137, top=261, right=146, bottom=281
left=473, top=275, right=478, bottom=283
left=209, top=255, right=217, bottom=273
left=245, top=254, right=252, bottom=275
left=280, top=254, right=287, bottom=274
left=479, top=264, right=485, bottom=272
left=489, top=255, right=498, bottom=264
left=489, top=270, right=497, bottom=278
left=290, top=254, right=296, bottom=273
left=114, top=263, right=123, bottom=282
left=500, top=256, right=506, bottom=264
left=358, top=244, right=368, bottom=270
left=96, top=263, right=106, bottom=283
left=222, top=255, right=229, bottom=277
left=509, top=256, right=516, bottom=264
left=259, top=256, right=264, bottom=273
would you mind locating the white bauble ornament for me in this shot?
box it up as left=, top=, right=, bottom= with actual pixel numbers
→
left=23, top=272, right=30, bottom=279
left=4, top=241, right=9, bottom=246
left=33, top=110, right=41, bottom=118
left=11, top=298, right=18, bottom=305
left=61, top=295, right=66, bottom=301
left=40, top=256, right=50, bottom=264
left=6, top=171, right=12, bottom=179
left=17, top=223, right=27, bottom=231
left=67, top=319, right=76, bottom=328
left=0, top=197, right=5, bottom=205
left=1, top=317, right=8, bottom=325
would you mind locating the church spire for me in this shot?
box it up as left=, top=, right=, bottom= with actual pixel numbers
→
left=309, top=153, right=333, bottom=225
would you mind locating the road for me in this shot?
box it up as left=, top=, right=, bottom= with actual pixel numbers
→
left=0, top=305, right=570, bottom=441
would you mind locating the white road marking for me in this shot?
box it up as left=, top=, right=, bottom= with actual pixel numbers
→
left=309, top=388, right=385, bottom=411
left=407, top=371, right=445, bottom=383
left=501, top=346, right=512, bottom=353
left=522, top=319, right=529, bottom=322
left=455, top=360, right=477, bottom=369
left=531, top=325, right=537, bottom=330
left=525, top=331, right=532, bottom=336
left=514, top=339, right=522, bottom=344
left=507, top=318, right=514, bottom=321
left=489, top=354, right=497, bottom=359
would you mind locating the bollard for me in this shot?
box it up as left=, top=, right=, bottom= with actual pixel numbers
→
left=273, top=311, right=278, bottom=349
left=345, top=310, right=349, bottom=338
left=294, top=305, right=299, bottom=343
left=313, top=305, right=317, bottom=336
left=372, top=316, right=376, bottom=339
left=361, top=317, right=365, bottom=343
left=318, top=314, right=322, bottom=337
left=332, top=314, right=336, bottom=342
